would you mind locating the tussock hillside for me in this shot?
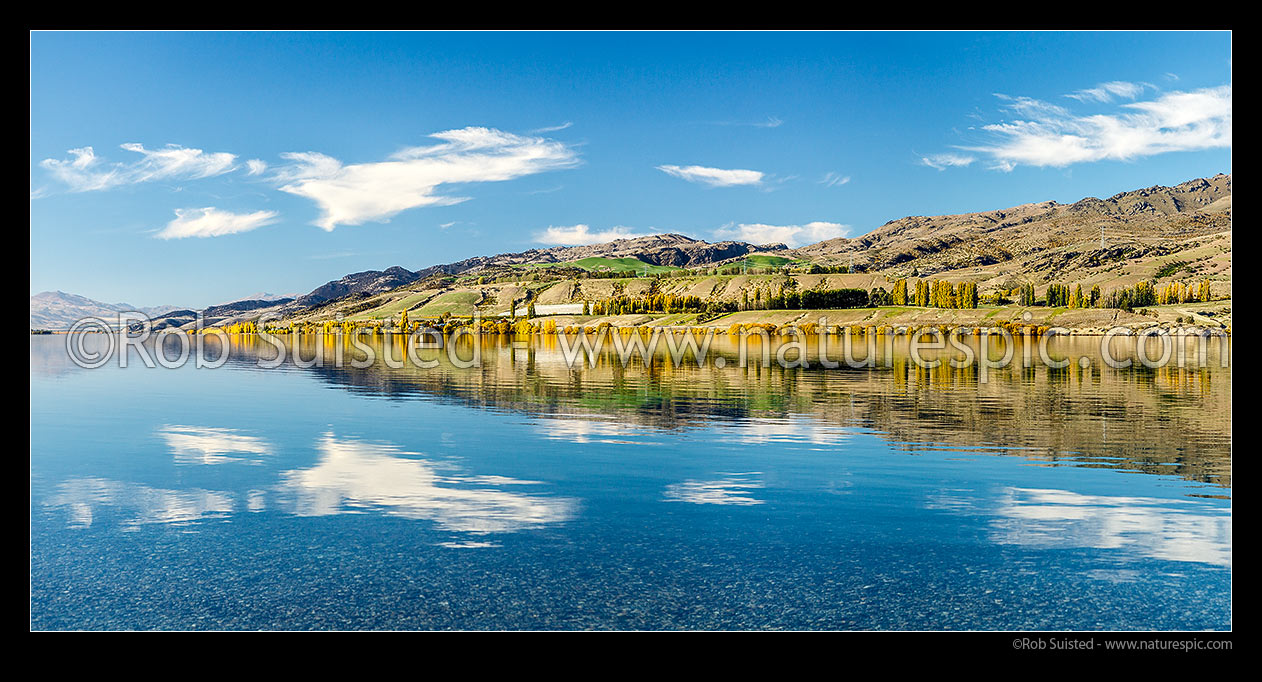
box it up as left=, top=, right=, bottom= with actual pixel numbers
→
left=790, top=174, right=1232, bottom=292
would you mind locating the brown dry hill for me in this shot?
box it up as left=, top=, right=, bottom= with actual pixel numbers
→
left=789, top=174, right=1231, bottom=294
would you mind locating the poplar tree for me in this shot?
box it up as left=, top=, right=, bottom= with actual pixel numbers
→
left=892, top=279, right=908, bottom=306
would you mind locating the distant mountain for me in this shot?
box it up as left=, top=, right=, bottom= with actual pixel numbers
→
left=215, top=292, right=298, bottom=305
left=465, top=233, right=785, bottom=269
left=29, top=291, right=183, bottom=330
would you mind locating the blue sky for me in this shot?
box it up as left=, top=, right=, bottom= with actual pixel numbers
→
left=30, top=31, right=1231, bottom=308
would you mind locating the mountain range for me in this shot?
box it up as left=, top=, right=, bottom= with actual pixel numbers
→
left=32, top=174, right=1231, bottom=330
left=29, top=292, right=184, bottom=330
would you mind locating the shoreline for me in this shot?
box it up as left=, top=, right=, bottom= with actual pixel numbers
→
left=32, top=301, right=1233, bottom=337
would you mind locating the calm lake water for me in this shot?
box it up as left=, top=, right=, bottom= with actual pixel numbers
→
left=30, top=333, right=1231, bottom=630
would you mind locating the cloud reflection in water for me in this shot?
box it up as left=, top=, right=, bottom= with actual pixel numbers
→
left=276, top=433, right=577, bottom=534
left=48, top=431, right=577, bottom=540
left=932, top=486, right=1232, bottom=567
left=664, top=474, right=765, bottom=506
left=158, top=425, right=273, bottom=465
left=47, top=478, right=234, bottom=530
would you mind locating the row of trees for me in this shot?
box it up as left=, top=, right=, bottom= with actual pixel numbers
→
left=797, top=288, right=871, bottom=308
left=1099, top=281, right=1157, bottom=311
left=222, top=321, right=260, bottom=334
left=1157, top=280, right=1214, bottom=305
left=588, top=286, right=884, bottom=315
left=584, top=280, right=988, bottom=314
left=1020, top=279, right=1214, bottom=311
left=590, top=293, right=729, bottom=316
left=887, top=279, right=979, bottom=309
left=738, top=286, right=872, bottom=310
left=1043, top=283, right=1103, bottom=309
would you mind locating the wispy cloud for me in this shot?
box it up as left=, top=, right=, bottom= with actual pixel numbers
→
left=531, top=121, right=573, bottom=133
left=273, top=127, right=579, bottom=231
left=156, top=207, right=280, bottom=239
left=992, top=94, right=1071, bottom=120
left=714, top=221, right=847, bottom=247
left=820, top=171, right=851, bottom=187
left=657, top=164, right=764, bottom=187
left=244, top=159, right=268, bottom=176
left=1064, top=80, right=1151, bottom=103
left=534, top=224, right=645, bottom=246
left=40, top=143, right=238, bottom=193
left=708, top=116, right=784, bottom=128
left=920, top=153, right=975, bottom=171
left=970, top=84, right=1231, bottom=170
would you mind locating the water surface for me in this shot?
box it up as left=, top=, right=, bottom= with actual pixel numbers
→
left=30, top=334, right=1231, bottom=630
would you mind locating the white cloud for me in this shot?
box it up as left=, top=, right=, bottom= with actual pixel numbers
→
left=968, top=85, right=1231, bottom=170
left=245, top=159, right=268, bottom=175
left=120, top=143, right=237, bottom=181
left=820, top=171, right=851, bottom=187
left=714, top=221, right=848, bottom=247
left=535, top=224, right=646, bottom=246
left=531, top=121, right=573, bottom=133
left=1065, top=80, right=1150, bottom=103
left=657, top=164, right=764, bottom=187
left=274, top=126, right=578, bottom=231
left=920, top=153, right=976, bottom=171
left=40, top=147, right=114, bottom=191
left=994, top=94, right=1072, bottom=119
left=156, top=207, right=280, bottom=240
left=40, top=143, right=238, bottom=192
